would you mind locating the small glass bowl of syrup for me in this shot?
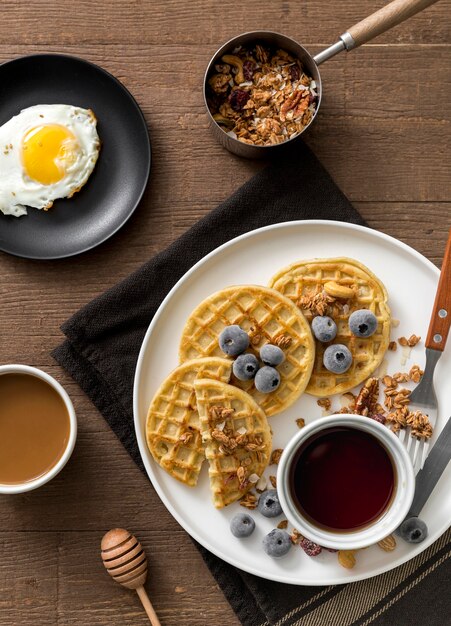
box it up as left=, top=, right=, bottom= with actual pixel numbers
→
left=277, top=414, right=415, bottom=551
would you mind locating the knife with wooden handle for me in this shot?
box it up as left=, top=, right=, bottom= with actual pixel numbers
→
left=398, top=416, right=451, bottom=542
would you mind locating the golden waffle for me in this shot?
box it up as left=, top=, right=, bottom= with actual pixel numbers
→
left=179, top=285, right=315, bottom=416
left=146, top=357, right=232, bottom=486
left=194, top=378, right=272, bottom=508
left=269, top=258, right=391, bottom=396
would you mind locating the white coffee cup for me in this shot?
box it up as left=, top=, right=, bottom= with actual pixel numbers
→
left=0, top=364, right=77, bottom=494
left=277, top=414, right=415, bottom=550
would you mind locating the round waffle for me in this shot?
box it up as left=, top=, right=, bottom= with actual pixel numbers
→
left=194, top=378, right=272, bottom=509
left=179, top=285, right=315, bottom=416
left=269, top=258, right=391, bottom=396
left=146, top=357, right=232, bottom=487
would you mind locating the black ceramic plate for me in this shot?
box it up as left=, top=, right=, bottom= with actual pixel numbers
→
left=0, top=54, right=151, bottom=259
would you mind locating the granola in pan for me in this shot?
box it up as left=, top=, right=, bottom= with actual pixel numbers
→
left=206, top=44, right=317, bottom=146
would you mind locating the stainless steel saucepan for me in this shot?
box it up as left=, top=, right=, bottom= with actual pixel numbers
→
left=203, top=0, right=439, bottom=158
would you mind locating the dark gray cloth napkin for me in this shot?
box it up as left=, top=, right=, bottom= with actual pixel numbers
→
left=53, top=143, right=450, bottom=626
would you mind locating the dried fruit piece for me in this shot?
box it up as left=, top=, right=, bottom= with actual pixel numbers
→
left=300, top=538, right=322, bottom=556
left=229, top=89, right=251, bottom=112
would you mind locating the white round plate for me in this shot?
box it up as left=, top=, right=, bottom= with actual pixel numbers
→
left=134, top=220, right=451, bottom=585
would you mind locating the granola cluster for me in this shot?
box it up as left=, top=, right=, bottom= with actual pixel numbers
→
left=206, top=44, right=317, bottom=146
left=207, top=405, right=268, bottom=492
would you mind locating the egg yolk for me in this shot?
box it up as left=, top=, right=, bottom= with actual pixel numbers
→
left=21, top=125, right=79, bottom=185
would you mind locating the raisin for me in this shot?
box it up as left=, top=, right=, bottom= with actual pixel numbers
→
left=243, top=60, right=256, bottom=81
left=229, top=89, right=250, bottom=112
left=300, top=538, right=322, bottom=557
left=370, top=413, right=387, bottom=425
left=289, top=65, right=301, bottom=81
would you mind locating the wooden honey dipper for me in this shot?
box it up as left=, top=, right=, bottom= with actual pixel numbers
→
left=101, top=528, right=161, bottom=626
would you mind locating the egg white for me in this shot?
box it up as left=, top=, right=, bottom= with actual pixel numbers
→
left=0, top=104, right=100, bottom=217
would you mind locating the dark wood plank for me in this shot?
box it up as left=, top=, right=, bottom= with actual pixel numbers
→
left=0, top=0, right=449, bottom=44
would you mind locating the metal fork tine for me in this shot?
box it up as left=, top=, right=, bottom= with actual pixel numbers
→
left=420, top=440, right=430, bottom=470
left=411, top=438, right=422, bottom=469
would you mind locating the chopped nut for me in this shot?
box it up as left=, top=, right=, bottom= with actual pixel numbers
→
left=317, top=398, right=331, bottom=411
left=407, top=410, right=433, bottom=440
left=207, top=44, right=317, bottom=146
left=255, top=475, right=267, bottom=492
left=178, top=432, right=193, bottom=444
left=377, top=534, right=396, bottom=552
left=239, top=492, right=257, bottom=509
left=277, top=520, right=288, bottom=529
left=270, top=449, right=283, bottom=465
left=408, top=334, right=421, bottom=347
left=398, top=335, right=421, bottom=348
left=290, top=528, right=302, bottom=544
left=409, top=364, right=424, bottom=383
left=273, top=334, right=292, bottom=349
left=323, top=281, right=355, bottom=299
left=355, top=377, right=379, bottom=416
left=209, top=405, right=235, bottom=421
left=296, top=418, right=305, bottom=429
left=388, top=341, right=397, bottom=351
left=221, top=54, right=245, bottom=84
left=298, top=289, right=335, bottom=317
left=269, top=475, right=277, bottom=488
left=338, top=550, right=356, bottom=569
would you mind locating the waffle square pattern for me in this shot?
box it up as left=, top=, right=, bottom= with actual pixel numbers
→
left=179, top=285, right=315, bottom=416
left=194, top=378, right=272, bottom=509
left=269, top=258, right=391, bottom=396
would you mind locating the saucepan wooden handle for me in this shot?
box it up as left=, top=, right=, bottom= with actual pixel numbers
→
left=426, top=228, right=451, bottom=351
left=347, top=0, right=439, bottom=48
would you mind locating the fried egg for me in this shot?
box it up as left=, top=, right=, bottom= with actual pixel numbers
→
left=0, top=104, right=100, bottom=217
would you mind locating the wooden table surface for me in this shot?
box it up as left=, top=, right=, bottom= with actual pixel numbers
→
left=0, top=1, right=450, bottom=624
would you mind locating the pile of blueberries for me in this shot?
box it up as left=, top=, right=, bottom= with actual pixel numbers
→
left=315, top=309, right=378, bottom=374
left=230, top=489, right=295, bottom=557
left=219, top=325, right=286, bottom=394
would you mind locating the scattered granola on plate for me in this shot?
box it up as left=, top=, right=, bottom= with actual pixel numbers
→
left=206, top=44, right=317, bottom=146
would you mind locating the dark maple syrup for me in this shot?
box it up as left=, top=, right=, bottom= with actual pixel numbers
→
left=290, top=426, right=395, bottom=532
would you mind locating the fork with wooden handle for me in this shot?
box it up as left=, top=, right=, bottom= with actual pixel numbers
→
left=398, top=227, right=451, bottom=472
left=101, top=528, right=161, bottom=626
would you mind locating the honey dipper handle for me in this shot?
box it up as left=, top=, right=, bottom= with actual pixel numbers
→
left=136, top=586, right=162, bottom=626
left=426, top=228, right=451, bottom=351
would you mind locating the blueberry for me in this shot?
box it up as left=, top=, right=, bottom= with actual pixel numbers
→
left=219, top=325, right=249, bottom=356
left=260, top=344, right=285, bottom=367
left=323, top=344, right=352, bottom=374
left=230, top=512, right=256, bottom=538
left=254, top=366, right=281, bottom=393
left=397, top=516, right=428, bottom=543
left=311, top=316, right=337, bottom=342
left=262, top=529, right=292, bottom=557
left=349, top=309, right=378, bottom=338
left=233, top=353, right=259, bottom=381
left=257, top=489, right=283, bottom=518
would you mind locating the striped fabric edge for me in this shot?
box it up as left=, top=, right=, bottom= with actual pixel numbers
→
left=257, top=528, right=450, bottom=626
